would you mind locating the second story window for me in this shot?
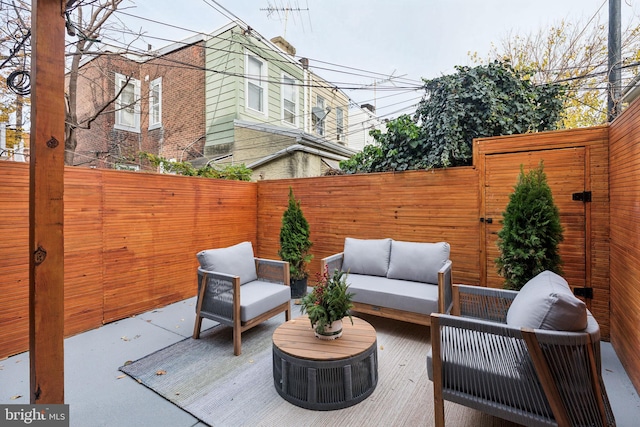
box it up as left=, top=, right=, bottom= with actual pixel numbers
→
left=246, top=53, right=268, bottom=115
left=313, top=95, right=326, bottom=136
left=336, top=107, right=344, bottom=141
left=282, top=74, right=297, bottom=126
left=115, top=73, right=141, bottom=133
left=149, top=77, right=162, bottom=129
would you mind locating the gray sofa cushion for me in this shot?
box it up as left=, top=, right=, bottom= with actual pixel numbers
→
left=196, top=241, right=258, bottom=285
left=506, top=270, right=587, bottom=331
left=347, top=273, right=439, bottom=315
left=342, top=238, right=392, bottom=277
left=387, top=241, right=450, bottom=284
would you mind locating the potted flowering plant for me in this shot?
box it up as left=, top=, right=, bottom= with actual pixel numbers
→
left=300, top=266, right=354, bottom=340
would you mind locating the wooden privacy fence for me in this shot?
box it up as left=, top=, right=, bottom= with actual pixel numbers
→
left=256, top=125, right=611, bottom=340
left=609, top=99, right=640, bottom=393
left=0, top=146, right=611, bottom=358
left=0, top=163, right=257, bottom=358
left=1, top=116, right=637, bottom=376
left=256, top=167, right=481, bottom=286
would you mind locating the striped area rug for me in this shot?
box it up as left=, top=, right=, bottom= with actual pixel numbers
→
left=120, top=311, right=517, bottom=427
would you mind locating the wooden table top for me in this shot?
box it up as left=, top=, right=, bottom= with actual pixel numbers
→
left=272, top=315, right=377, bottom=361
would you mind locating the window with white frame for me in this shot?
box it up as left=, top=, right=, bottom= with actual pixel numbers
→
left=245, top=53, right=268, bottom=115
left=313, top=95, right=326, bottom=135
left=336, top=107, right=344, bottom=141
left=149, top=77, right=162, bottom=129
left=114, top=73, right=141, bottom=132
left=281, top=74, right=297, bottom=126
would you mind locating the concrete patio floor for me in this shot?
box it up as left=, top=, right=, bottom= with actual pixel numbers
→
left=1, top=297, right=639, bottom=427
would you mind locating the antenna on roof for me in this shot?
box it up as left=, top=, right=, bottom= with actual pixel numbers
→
left=260, top=1, right=310, bottom=37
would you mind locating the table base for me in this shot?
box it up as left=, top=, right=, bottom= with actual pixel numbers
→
left=272, top=341, right=378, bottom=411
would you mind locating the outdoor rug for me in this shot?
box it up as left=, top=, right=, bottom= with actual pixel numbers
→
left=119, top=312, right=518, bottom=427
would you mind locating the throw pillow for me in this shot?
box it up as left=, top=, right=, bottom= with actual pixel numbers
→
left=342, top=237, right=392, bottom=277
left=387, top=241, right=450, bottom=284
left=196, top=241, right=258, bottom=285
left=506, top=270, right=587, bottom=331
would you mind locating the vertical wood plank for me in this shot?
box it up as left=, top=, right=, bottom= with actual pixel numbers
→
left=29, top=0, right=66, bottom=404
left=609, top=97, right=640, bottom=396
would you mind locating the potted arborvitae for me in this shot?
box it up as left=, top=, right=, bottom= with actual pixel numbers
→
left=495, top=162, right=564, bottom=290
left=279, top=187, right=313, bottom=299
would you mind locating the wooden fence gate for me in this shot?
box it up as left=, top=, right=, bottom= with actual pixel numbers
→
left=479, top=147, right=591, bottom=307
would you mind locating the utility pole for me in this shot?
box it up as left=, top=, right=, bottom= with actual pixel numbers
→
left=608, top=0, right=621, bottom=122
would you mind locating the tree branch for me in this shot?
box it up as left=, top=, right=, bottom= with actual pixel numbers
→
left=70, top=74, right=132, bottom=130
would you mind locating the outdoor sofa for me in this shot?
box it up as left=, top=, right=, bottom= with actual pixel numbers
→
left=321, top=237, right=453, bottom=326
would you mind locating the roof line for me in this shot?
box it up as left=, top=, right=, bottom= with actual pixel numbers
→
left=247, top=143, right=349, bottom=169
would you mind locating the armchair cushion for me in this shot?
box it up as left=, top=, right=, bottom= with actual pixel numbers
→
left=214, top=280, right=291, bottom=322
left=387, top=241, right=450, bottom=284
left=506, top=270, right=587, bottom=331
left=196, top=241, right=258, bottom=285
left=342, top=237, right=391, bottom=277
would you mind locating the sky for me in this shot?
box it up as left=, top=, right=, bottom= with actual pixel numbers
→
left=116, top=0, right=639, bottom=120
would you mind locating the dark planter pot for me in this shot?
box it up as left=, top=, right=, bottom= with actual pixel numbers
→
left=290, top=277, right=308, bottom=299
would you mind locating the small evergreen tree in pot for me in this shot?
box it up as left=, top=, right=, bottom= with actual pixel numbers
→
left=496, top=162, right=564, bottom=290
left=279, top=187, right=313, bottom=298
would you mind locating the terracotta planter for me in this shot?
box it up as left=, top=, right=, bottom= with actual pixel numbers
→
left=314, top=319, right=343, bottom=340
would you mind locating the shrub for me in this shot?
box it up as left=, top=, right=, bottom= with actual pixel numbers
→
left=495, top=162, right=564, bottom=290
left=278, top=187, right=313, bottom=281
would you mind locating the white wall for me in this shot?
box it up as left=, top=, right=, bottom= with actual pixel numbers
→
left=346, top=106, right=383, bottom=152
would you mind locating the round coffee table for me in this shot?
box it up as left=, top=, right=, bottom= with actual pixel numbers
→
left=272, top=315, right=378, bottom=410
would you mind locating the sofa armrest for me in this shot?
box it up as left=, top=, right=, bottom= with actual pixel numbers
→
left=321, top=252, right=344, bottom=275
left=451, top=284, right=518, bottom=323
left=255, top=258, right=290, bottom=286
left=437, top=260, right=453, bottom=314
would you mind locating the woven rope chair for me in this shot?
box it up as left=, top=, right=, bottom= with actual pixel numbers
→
left=428, top=284, right=616, bottom=427
left=193, top=242, right=291, bottom=356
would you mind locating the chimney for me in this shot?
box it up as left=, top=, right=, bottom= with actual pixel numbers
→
left=270, top=36, right=296, bottom=56
left=361, top=103, right=376, bottom=114
left=299, top=57, right=309, bottom=70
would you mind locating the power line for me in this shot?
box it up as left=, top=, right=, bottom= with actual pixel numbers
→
left=84, top=34, right=424, bottom=93
left=106, top=11, right=423, bottom=87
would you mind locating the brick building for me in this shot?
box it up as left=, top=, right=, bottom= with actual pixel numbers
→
left=71, top=35, right=206, bottom=169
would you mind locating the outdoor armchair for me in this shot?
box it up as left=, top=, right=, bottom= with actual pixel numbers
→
left=427, top=271, right=616, bottom=427
left=193, top=241, right=291, bottom=356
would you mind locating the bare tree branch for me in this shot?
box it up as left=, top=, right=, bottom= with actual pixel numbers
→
left=71, top=75, right=132, bottom=130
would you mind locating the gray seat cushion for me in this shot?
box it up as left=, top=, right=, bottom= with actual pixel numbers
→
left=196, top=241, right=258, bottom=285
left=347, top=273, right=439, bottom=315
left=214, top=280, right=290, bottom=322
left=387, top=241, right=450, bottom=284
left=342, top=237, right=392, bottom=277
left=506, top=270, right=587, bottom=331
